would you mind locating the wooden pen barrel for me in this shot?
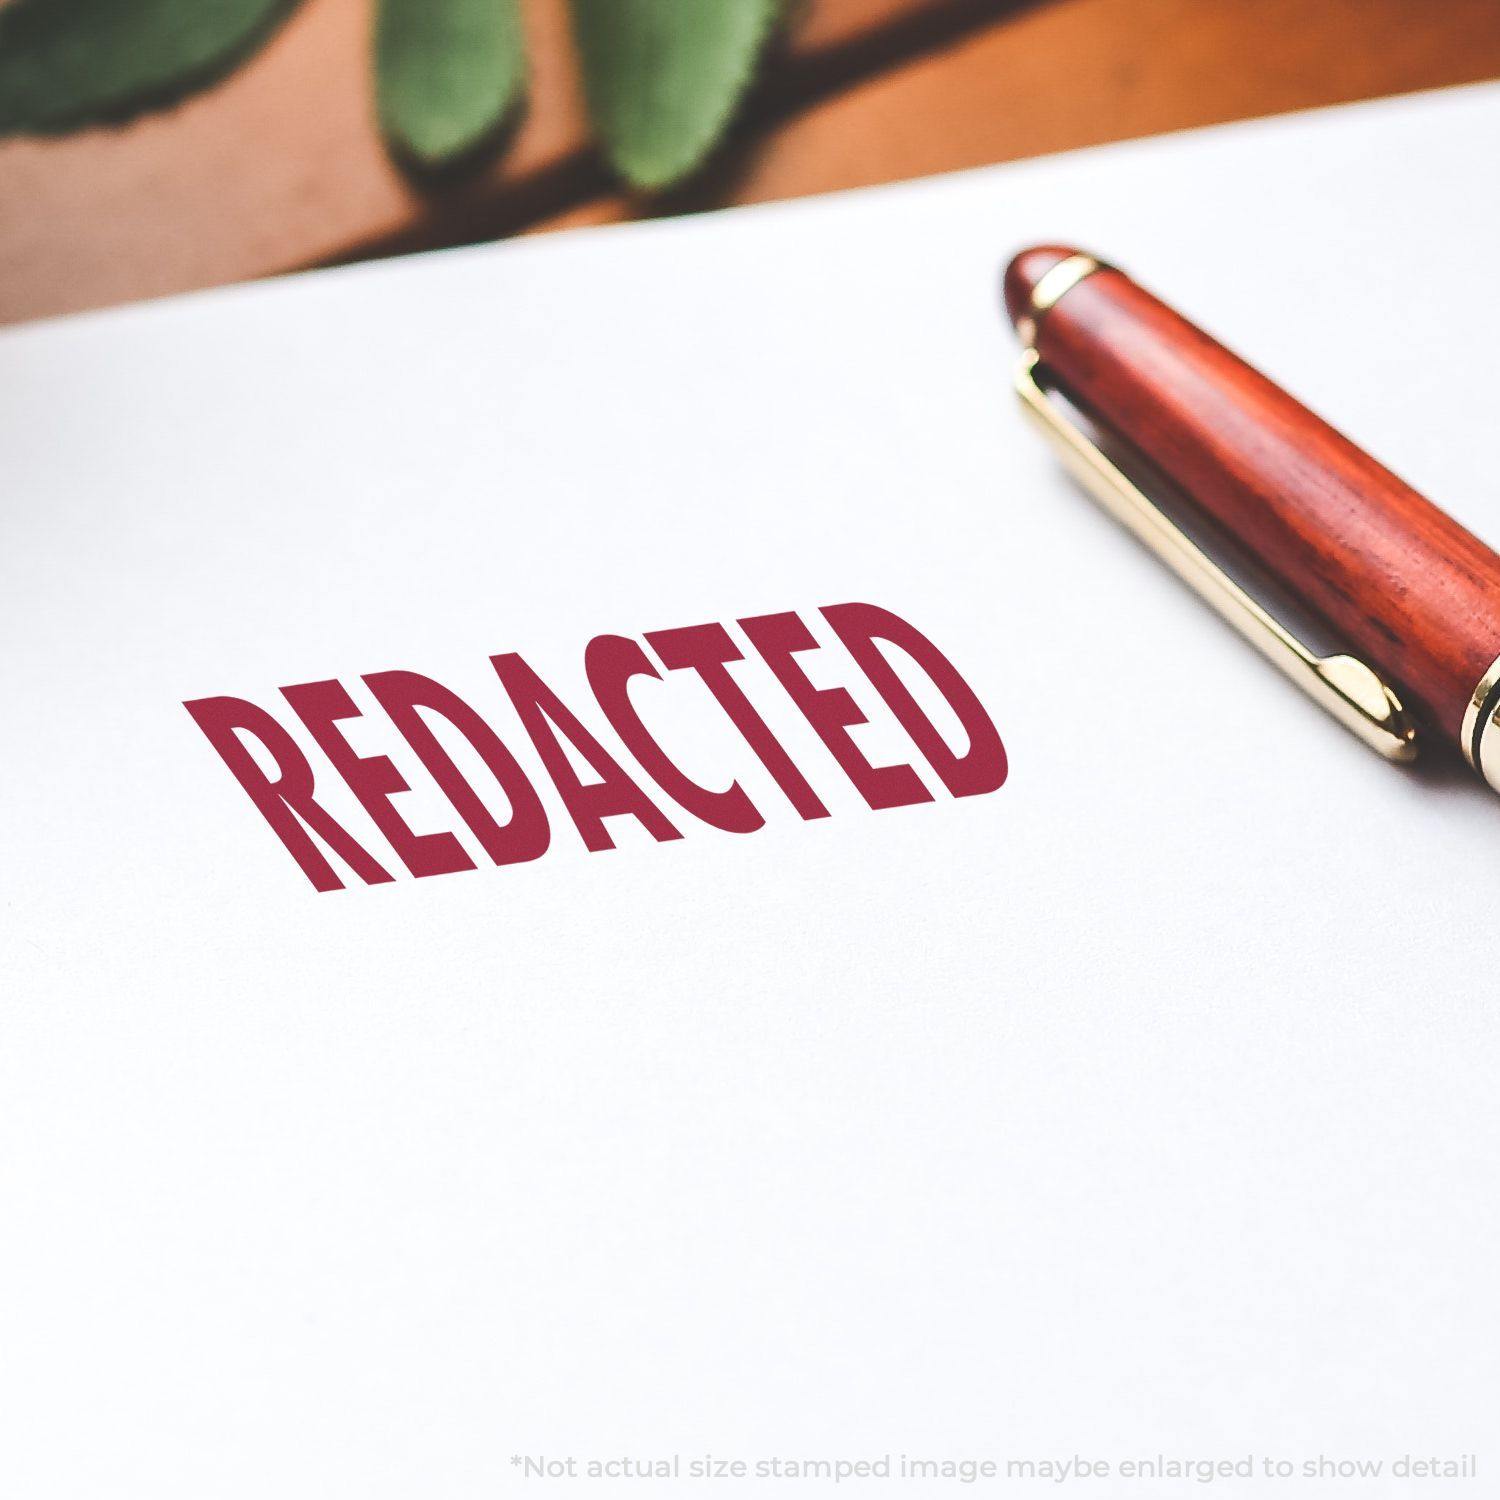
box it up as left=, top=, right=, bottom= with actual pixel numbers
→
left=1004, top=244, right=1500, bottom=744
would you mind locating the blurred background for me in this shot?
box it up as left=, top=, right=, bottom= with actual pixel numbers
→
left=3, top=0, right=1500, bottom=327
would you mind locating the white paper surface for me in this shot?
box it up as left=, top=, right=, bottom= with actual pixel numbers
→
left=3, top=83, right=1499, bottom=1499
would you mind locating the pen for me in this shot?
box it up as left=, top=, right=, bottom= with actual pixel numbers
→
left=1003, top=243, right=1500, bottom=791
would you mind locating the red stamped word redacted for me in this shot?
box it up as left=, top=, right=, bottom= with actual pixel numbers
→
left=185, top=603, right=1007, bottom=892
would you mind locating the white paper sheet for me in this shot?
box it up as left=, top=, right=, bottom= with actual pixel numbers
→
left=3, top=82, right=1499, bottom=1499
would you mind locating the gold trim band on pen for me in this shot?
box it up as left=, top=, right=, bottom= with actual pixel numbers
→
left=1015, top=253, right=1111, bottom=349
left=1462, top=651, right=1500, bottom=791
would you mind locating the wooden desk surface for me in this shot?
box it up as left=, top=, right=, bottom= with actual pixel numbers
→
left=3, top=0, right=1498, bottom=326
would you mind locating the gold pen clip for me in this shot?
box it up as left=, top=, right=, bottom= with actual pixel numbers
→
left=1014, top=346, right=1418, bottom=762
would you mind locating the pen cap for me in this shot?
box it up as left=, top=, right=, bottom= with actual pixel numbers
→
left=1004, top=243, right=1500, bottom=749
left=1003, top=245, right=1079, bottom=329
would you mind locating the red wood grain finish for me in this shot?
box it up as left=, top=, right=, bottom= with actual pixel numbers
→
left=1004, top=245, right=1500, bottom=743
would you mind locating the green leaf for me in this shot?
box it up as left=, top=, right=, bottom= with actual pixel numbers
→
left=569, top=0, right=780, bottom=191
left=376, top=0, right=526, bottom=168
left=0, top=0, right=300, bottom=134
